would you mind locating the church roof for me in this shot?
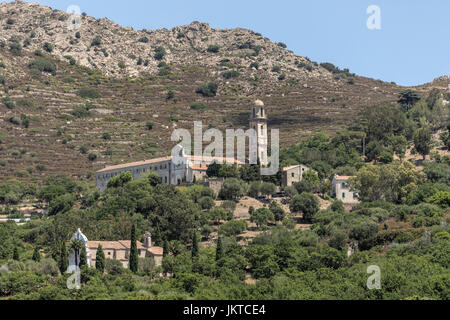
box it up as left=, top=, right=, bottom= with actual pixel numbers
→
left=96, top=155, right=243, bottom=174
left=87, top=240, right=163, bottom=256
left=96, top=156, right=172, bottom=173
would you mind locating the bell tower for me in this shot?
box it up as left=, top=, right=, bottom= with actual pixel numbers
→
left=249, top=99, right=268, bottom=166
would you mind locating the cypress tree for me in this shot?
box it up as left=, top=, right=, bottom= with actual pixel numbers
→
left=79, top=244, right=87, bottom=267
left=129, top=224, right=138, bottom=273
left=59, top=242, right=68, bottom=273
left=163, top=240, right=169, bottom=258
left=95, top=245, right=105, bottom=273
left=32, top=246, right=41, bottom=262
left=13, top=247, right=19, bottom=261
left=216, top=237, right=224, bottom=261
left=191, top=232, right=199, bottom=260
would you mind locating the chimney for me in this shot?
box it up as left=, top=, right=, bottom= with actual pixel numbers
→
left=144, top=232, right=152, bottom=248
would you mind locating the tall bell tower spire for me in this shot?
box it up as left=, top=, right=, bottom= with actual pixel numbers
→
left=249, top=99, right=268, bottom=166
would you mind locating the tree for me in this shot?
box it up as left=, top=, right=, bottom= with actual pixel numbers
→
left=206, top=161, right=221, bottom=177
left=218, top=178, right=247, bottom=200
left=59, top=242, right=68, bottom=273
left=390, top=135, right=408, bottom=160
left=148, top=172, right=162, bottom=187
left=95, top=245, right=105, bottom=273
left=79, top=244, right=87, bottom=267
left=163, top=240, right=169, bottom=258
left=289, top=193, right=319, bottom=221
left=191, top=232, right=199, bottom=260
left=260, top=182, right=276, bottom=197
left=70, top=239, right=84, bottom=268
left=250, top=208, right=274, bottom=229
left=129, top=225, right=138, bottom=273
left=351, top=162, right=425, bottom=203
left=219, top=220, right=248, bottom=236
left=32, top=247, right=41, bottom=262
left=216, top=237, right=224, bottom=261
left=239, top=164, right=261, bottom=182
left=398, top=90, right=421, bottom=112
left=13, top=247, right=19, bottom=261
left=414, top=126, right=432, bottom=160
left=48, top=194, right=75, bottom=216
left=108, top=171, right=133, bottom=189
left=330, top=199, right=345, bottom=213
left=269, top=201, right=285, bottom=222
left=209, top=207, right=229, bottom=224
left=248, top=181, right=261, bottom=198
left=199, top=196, right=215, bottom=210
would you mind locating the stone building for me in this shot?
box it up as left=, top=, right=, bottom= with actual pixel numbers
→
left=68, top=229, right=163, bottom=270
left=87, top=232, right=163, bottom=268
left=331, top=175, right=359, bottom=204
left=282, top=164, right=311, bottom=187
left=96, top=100, right=267, bottom=192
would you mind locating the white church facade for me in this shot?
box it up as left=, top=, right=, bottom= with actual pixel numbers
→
left=96, top=100, right=269, bottom=192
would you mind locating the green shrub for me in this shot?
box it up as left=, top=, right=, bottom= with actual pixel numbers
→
left=118, top=61, right=126, bottom=69
left=154, top=46, right=166, bottom=60
left=91, top=36, right=102, bottom=46
left=28, top=58, right=56, bottom=75
left=195, top=82, right=218, bottom=97
left=77, top=87, right=100, bottom=99
left=72, top=105, right=91, bottom=118
left=75, top=31, right=81, bottom=39
left=88, top=153, right=98, bottom=161
left=43, top=42, right=54, bottom=53
left=138, top=37, right=149, bottom=43
left=250, top=62, right=259, bottom=69
left=207, top=45, right=220, bottom=53
left=222, top=70, right=239, bottom=79
left=271, top=66, right=281, bottom=73
left=146, top=121, right=154, bottom=130
left=190, top=101, right=208, bottom=111
left=2, top=97, right=15, bottom=109
left=0, top=75, right=5, bottom=85
left=9, top=41, right=22, bottom=56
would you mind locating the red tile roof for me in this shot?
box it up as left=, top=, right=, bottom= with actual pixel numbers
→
left=87, top=240, right=163, bottom=256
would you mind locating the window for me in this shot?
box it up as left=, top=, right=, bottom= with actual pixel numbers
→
left=261, top=126, right=264, bottom=135
left=165, top=177, right=168, bottom=184
left=342, top=182, right=346, bottom=188
left=342, top=192, right=346, bottom=199
left=292, top=173, right=295, bottom=178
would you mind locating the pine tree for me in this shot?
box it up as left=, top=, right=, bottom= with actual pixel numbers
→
left=216, top=237, right=224, bottom=261
left=191, top=232, right=199, bottom=260
left=129, top=224, right=138, bottom=273
left=95, top=245, right=105, bottom=273
left=163, top=240, right=169, bottom=258
left=32, top=246, right=41, bottom=262
left=59, top=242, right=68, bottom=273
left=13, top=247, right=19, bottom=261
left=79, top=244, right=87, bottom=267
left=215, top=237, right=224, bottom=261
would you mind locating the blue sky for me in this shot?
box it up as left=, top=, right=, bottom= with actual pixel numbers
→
left=13, top=0, right=450, bottom=86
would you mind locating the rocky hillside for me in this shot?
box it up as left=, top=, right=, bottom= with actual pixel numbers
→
left=0, top=1, right=447, bottom=182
